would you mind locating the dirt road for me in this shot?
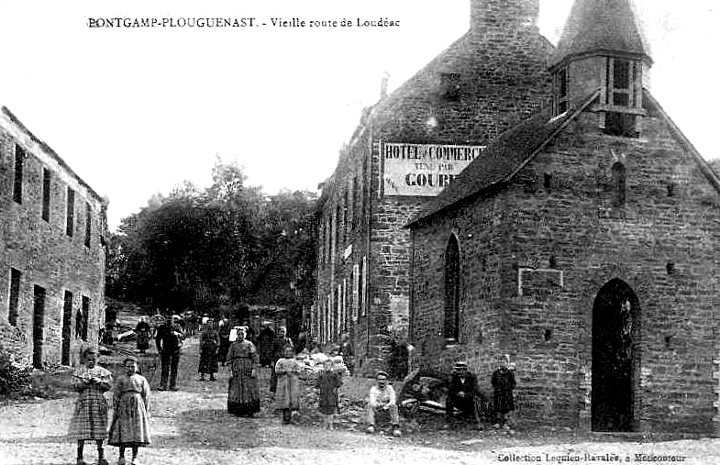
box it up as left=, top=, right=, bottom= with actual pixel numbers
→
left=1, top=338, right=719, bottom=464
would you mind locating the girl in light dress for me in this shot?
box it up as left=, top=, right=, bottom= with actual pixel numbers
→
left=108, top=357, right=151, bottom=465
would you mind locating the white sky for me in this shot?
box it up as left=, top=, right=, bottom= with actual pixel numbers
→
left=0, top=0, right=717, bottom=231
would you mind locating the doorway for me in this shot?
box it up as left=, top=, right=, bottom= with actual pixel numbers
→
left=62, top=291, right=73, bottom=366
left=33, top=286, right=46, bottom=369
left=591, top=278, right=639, bottom=432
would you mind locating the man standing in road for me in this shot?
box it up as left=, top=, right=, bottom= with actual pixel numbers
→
left=155, top=315, right=185, bottom=391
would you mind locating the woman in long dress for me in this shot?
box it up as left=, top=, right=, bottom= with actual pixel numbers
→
left=226, top=326, right=260, bottom=416
left=108, top=357, right=151, bottom=465
left=198, top=319, right=219, bottom=381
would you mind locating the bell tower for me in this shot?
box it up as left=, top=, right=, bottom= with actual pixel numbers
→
left=549, top=0, right=652, bottom=137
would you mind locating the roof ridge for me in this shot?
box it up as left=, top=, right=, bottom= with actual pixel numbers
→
left=407, top=90, right=600, bottom=228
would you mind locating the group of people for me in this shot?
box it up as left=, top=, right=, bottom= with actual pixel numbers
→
left=69, top=347, right=151, bottom=465
left=73, top=313, right=516, bottom=464
left=444, top=355, right=517, bottom=430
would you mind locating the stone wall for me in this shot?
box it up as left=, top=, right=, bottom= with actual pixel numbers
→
left=0, top=111, right=106, bottom=368
left=315, top=0, right=554, bottom=375
left=410, top=109, right=720, bottom=433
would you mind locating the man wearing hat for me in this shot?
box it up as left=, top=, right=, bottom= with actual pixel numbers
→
left=155, top=314, right=185, bottom=391
left=365, top=371, right=401, bottom=437
left=446, top=361, right=483, bottom=429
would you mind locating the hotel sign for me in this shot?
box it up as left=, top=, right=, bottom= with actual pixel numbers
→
left=382, top=142, right=484, bottom=196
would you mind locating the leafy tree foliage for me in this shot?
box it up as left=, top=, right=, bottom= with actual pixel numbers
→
left=106, top=159, right=317, bottom=325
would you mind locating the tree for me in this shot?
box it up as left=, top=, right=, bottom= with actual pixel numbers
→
left=106, top=159, right=317, bottom=329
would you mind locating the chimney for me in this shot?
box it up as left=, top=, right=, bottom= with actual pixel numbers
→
left=380, top=72, right=390, bottom=99
left=470, top=0, right=539, bottom=35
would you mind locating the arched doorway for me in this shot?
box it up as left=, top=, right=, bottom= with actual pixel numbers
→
left=591, top=278, right=639, bottom=432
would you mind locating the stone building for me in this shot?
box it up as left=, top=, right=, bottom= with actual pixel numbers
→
left=314, top=0, right=554, bottom=375
left=0, top=106, right=108, bottom=368
left=407, top=0, right=720, bottom=434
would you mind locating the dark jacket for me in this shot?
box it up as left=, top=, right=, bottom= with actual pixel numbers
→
left=272, top=336, right=294, bottom=361
left=156, top=323, right=185, bottom=354
left=449, top=372, right=478, bottom=398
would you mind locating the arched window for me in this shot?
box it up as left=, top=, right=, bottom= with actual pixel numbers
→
left=444, top=234, right=461, bottom=341
left=612, top=162, right=626, bottom=206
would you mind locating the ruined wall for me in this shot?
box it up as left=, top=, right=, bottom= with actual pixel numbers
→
left=0, top=112, right=106, bottom=368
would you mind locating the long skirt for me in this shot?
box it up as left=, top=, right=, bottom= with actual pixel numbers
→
left=68, top=389, right=109, bottom=441
left=494, top=389, right=515, bottom=414
left=108, top=392, right=151, bottom=446
left=274, top=373, right=300, bottom=411
left=228, top=376, right=260, bottom=416
left=198, top=345, right=218, bottom=374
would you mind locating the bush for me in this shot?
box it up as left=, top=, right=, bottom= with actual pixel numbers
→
left=0, top=344, right=33, bottom=399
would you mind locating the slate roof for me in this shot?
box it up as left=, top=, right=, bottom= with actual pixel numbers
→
left=408, top=88, right=720, bottom=228
left=551, top=0, right=651, bottom=68
left=1, top=106, right=105, bottom=203
left=406, top=91, right=600, bottom=227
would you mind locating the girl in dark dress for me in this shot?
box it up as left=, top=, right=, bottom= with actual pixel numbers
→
left=316, top=358, right=343, bottom=429
left=491, top=355, right=516, bottom=429
left=135, top=317, right=151, bottom=354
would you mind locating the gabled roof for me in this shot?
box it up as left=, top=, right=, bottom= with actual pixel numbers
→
left=408, top=88, right=720, bottom=229
left=642, top=90, right=720, bottom=193
left=406, top=91, right=600, bottom=228
left=551, top=0, right=651, bottom=68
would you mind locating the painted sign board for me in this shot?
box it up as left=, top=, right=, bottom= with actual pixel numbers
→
left=382, top=142, right=484, bottom=196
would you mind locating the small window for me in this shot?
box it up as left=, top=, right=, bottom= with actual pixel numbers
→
left=84, top=203, right=92, bottom=248
left=66, top=188, right=75, bottom=236
left=667, top=182, right=676, bottom=197
left=440, top=73, right=461, bottom=101
left=335, top=204, right=342, bottom=249
left=42, top=169, right=51, bottom=222
left=81, top=296, right=90, bottom=341
left=612, top=162, right=626, bottom=207
left=613, top=60, right=630, bottom=90
left=352, top=176, right=360, bottom=231
left=8, top=268, right=21, bottom=326
left=543, top=173, right=552, bottom=190
left=554, top=67, right=569, bottom=115
left=343, top=191, right=349, bottom=242
left=319, top=223, right=325, bottom=265
left=607, top=58, right=635, bottom=109
left=325, top=217, right=331, bottom=263
left=13, top=145, right=24, bottom=204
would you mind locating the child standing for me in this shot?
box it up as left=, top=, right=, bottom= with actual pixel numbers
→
left=316, top=358, right=343, bottom=429
left=274, top=345, right=301, bottom=424
left=109, top=357, right=151, bottom=465
left=68, top=347, right=113, bottom=465
left=491, top=354, right=516, bottom=430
